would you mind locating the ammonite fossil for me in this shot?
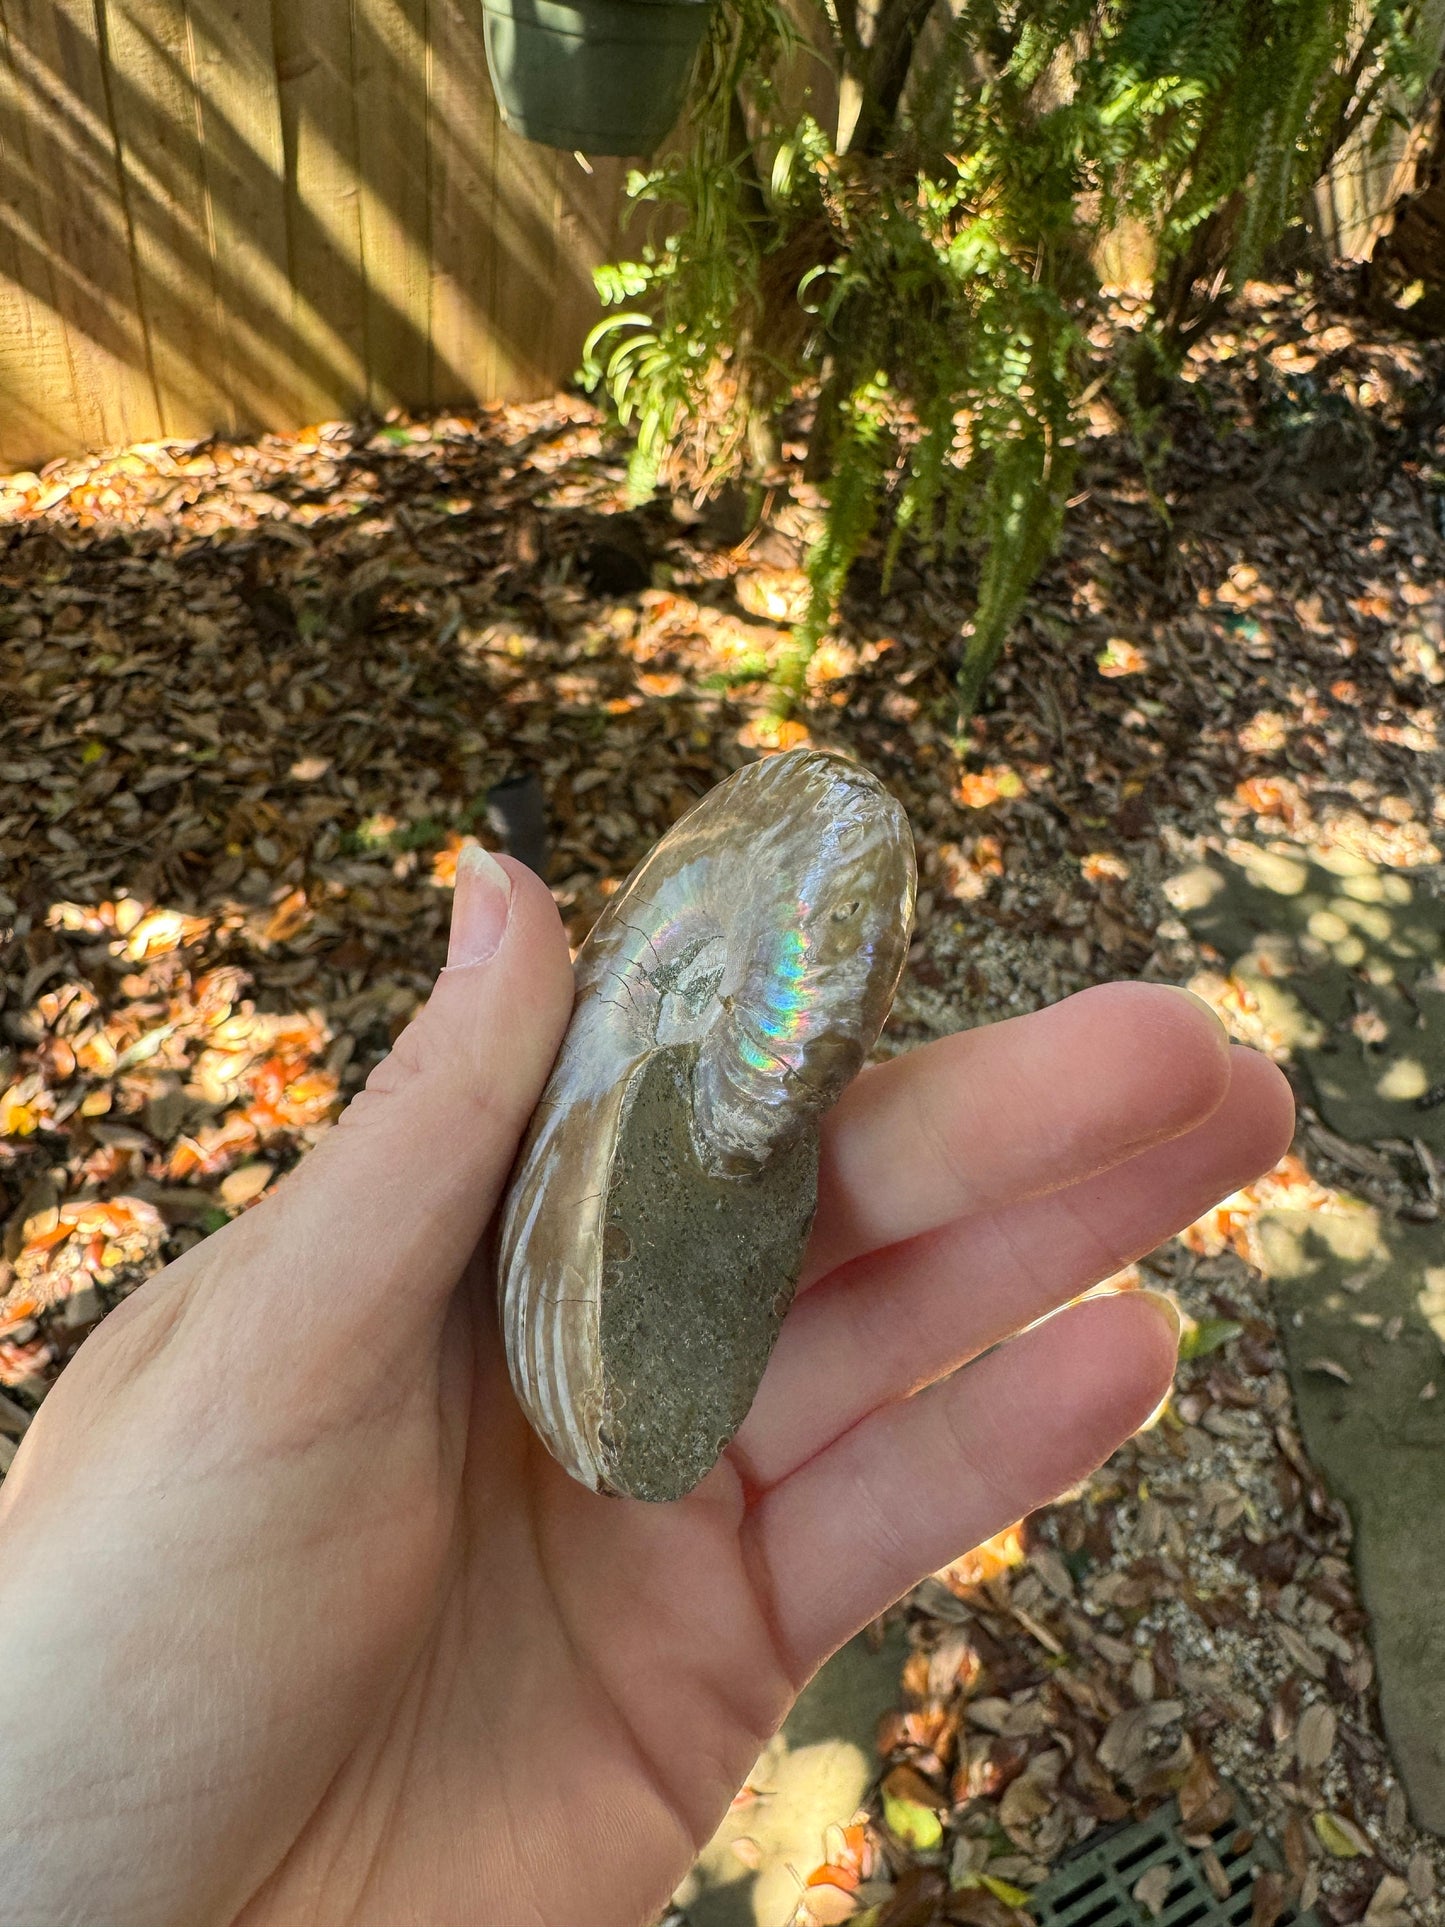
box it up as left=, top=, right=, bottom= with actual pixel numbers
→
left=497, top=748, right=916, bottom=1500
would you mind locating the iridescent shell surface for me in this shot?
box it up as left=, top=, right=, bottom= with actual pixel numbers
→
left=497, top=748, right=916, bottom=1498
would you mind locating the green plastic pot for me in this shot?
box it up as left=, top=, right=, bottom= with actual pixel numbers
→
left=481, top=0, right=711, bottom=155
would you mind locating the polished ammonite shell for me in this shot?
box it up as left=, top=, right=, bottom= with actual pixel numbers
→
left=497, top=748, right=916, bottom=1500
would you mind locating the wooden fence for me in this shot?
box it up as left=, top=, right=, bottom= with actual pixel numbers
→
left=3, top=2, right=1443, bottom=474
left=0, top=0, right=629, bottom=470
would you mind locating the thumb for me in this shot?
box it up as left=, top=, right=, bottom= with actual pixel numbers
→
left=241, top=847, right=575, bottom=1349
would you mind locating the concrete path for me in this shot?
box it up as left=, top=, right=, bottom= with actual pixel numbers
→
left=1172, top=838, right=1445, bottom=1832
left=1169, top=837, right=1444, bottom=1150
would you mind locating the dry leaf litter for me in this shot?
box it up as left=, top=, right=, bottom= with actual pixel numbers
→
left=1, top=275, right=1442, bottom=1926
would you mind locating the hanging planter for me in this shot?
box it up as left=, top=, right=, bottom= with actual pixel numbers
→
left=481, top=0, right=712, bottom=156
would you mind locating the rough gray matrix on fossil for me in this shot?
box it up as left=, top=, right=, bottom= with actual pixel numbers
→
left=498, top=748, right=917, bottom=1499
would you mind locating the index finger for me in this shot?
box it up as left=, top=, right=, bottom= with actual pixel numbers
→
left=803, top=981, right=1233, bottom=1287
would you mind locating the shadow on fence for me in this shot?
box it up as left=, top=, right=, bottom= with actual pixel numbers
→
left=0, top=0, right=627, bottom=468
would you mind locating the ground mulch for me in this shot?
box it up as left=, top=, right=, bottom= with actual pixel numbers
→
left=1, top=273, right=1442, bottom=1924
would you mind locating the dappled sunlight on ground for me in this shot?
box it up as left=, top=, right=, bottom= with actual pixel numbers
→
left=4, top=279, right=1445, bottom=1923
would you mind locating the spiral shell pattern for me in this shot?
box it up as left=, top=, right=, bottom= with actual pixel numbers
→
left=497, top=748, right=916, bottom=1497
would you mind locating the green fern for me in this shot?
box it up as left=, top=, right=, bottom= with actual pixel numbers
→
left=582, top=0, right=1431, bottom=717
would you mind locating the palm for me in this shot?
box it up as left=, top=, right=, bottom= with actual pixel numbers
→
left=236, top=1281, right=784, bottom=1927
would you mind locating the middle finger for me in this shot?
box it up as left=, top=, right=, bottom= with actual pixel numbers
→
left=732, top=1045, right=1293, bottom=1489
left=799, top=981, right=1234, bottom=1290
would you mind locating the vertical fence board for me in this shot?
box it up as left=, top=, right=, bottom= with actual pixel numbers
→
left=272, top=0, right=368, bottom=426
left=0, top=0, right=158, bottom=452
left=186, top=1, right=302, bottom=430
left=548, top=150, right=627, bottom=388
left=489, top=129, right=625, bottom=400
left=102, top=0, right=234, bottom=439
left=486, top=123, right=551, bottom=399
left=0, top=232, right=73, bottom=470
left=353, top=0, right=431, bottom=415
left=0, top=7, right=87, bottom=465
left=492, top=127, right=566, bottom=398
left=0, top=0, right=639, bottom=466
left=426, top=0, right=500, bottom=409
left=1314, top=0, right=1445, bottom=261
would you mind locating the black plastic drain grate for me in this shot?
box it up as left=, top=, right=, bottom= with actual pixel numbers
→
left=1027, top=1800, right=1322, bottom=1927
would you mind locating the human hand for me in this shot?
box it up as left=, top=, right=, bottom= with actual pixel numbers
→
left=0, top=849, right=1293, bottom=1927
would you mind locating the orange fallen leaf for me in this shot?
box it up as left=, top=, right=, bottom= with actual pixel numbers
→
left=738, top=715, right=812, bottom=753
left=167, top=1115, right=262, bottom=1179
left=122, top=909, right=209, bottom=962
left=1233, top=775, right=1306, bottom=826
left=954, top=766, right=1023, bottom=809
left=942, top=1522, right=1027, bottom=1589
left=1096, top=638, right=1148, bottom=677
left=0, top=1085, right=45, bottom=1137
left=431, top=835, right=478, bottom=888
left=1081, top=851, right=1130, bottom=883
left=263, top=889, right=311, bottom=944
left=806, top=1863, right=860, bottom=1893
